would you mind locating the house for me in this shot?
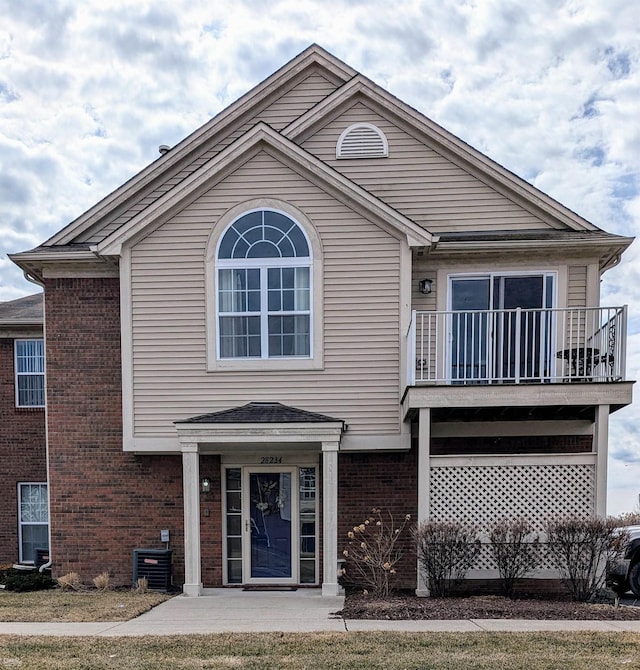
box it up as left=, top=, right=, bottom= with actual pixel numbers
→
left=0, top=293, right=47, bottom=566
left=9, top=45, right=633, bottom=596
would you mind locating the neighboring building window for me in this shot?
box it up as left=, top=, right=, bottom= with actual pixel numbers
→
left=216, top=209, right=312, bottom=359
left=18, top=483, right=49, bottom=563
left=15, top=339, right=45, bottom=407
left=336, top=123, right=388, bottom=158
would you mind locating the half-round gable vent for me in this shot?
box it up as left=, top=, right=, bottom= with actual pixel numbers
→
left=336, top=123, right=388, bottom=159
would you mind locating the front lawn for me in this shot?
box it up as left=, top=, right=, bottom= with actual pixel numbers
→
left=0, top=589, right=171, bottom=622
left=1, top=632, right=639, bottom=669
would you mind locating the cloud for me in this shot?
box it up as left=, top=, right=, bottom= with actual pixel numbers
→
left=0, top=0, right=638, bottom=511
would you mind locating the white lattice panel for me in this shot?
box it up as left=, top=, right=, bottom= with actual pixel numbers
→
left=429, top=464, right=595, bottom=570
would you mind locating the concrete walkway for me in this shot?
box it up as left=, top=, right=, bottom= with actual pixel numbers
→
left=1, top=590, right=640, bottom=636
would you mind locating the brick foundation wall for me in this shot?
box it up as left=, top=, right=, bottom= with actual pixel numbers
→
left=45, top=277, right=185, bottom=587
left=338, top=448, right=418, bottom=590
left=0, top=339, right=46, bottom=564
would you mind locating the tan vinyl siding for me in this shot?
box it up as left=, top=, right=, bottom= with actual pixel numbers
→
left=129, top=151, right=401, bottom=437
left=78, top=70, right=340, bottom=245
left=302, top=101, right=554, bottom=234
left=567, top=265, right=588, bottom=307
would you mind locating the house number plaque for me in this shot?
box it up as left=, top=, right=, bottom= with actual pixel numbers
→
left=260, top=456, right=283, bottom=464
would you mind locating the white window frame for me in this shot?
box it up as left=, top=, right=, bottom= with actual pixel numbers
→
left=15, top=339, right=45, bottom=408
left=205, top=199, right=324, bottom=372
left=216, top=252, right=313, bottom=360
left=18, top=482, right=49, bottom=564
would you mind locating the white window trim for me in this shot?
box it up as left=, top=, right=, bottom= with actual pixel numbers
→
left=14, top=339, right=45, bottom=408
left=205, top=199, right=324, bottom=371
left=446, top=271, right=558, bottom=311
left=216, top=257, right=313, bottom=361
left=17, top=482, right=49, bottom=564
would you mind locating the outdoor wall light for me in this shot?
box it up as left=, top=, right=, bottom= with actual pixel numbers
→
left=200, top=477, right=211, bottom=494
left=419, top=278, right=433, bottom=294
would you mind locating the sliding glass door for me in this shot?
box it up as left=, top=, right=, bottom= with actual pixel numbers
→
left=450, top=273, right=554, bottom=382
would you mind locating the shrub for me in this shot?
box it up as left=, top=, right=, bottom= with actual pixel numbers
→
left=93, top=571, right=112, bottom=591
left=341, top=508, right=411, bottom=597
left=57, top=572, right=81, bottom=591
left=489, top=518, right=539, bottom=598
left=414, top=520, right=481, bottom=597
left=0, top=563, right=13, bottom=586
left=3, top=568, right=55, bottom=592
left=545, top=516, right=627, bottom=602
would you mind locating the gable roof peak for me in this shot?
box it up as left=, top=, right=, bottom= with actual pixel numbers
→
left=45, top=44, right=356, bottom=248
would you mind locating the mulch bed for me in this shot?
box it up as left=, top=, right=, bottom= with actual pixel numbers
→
left=338, top=592, right=640, bottom=620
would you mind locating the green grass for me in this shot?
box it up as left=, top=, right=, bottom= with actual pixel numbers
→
left=0, top=590, right=171, bottom=622
left=0, top=632, right=639, bottom=669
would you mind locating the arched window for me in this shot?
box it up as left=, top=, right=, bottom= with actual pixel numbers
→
left=216, top=209, right=312, bottom=359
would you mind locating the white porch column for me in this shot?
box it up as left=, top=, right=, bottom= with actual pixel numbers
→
left=322, top=441, right=340, bottom=597
left=416, top=407, right=431, bottom=596
left=594, top=404, right=610, bottom=517
left=182, top=444, right=202, bottom=596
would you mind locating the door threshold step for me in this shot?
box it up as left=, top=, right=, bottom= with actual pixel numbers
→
left=242, top=586, right=298, bottom=592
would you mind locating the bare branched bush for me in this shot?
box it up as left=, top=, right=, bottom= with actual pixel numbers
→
left=57, top=572, right=81, bottom=591
left=414, top=520, right=481, bottom=597
left=545, top=516, right=628, bottom=602
left=135, top=576, right=149, bottom=593
left=341, top=508, right=411, bottom=597
left=92, top=571, right=111, bottom=591
left=489, top=518, right=539, bottom=598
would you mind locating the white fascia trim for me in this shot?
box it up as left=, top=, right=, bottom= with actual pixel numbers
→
left=46, top=46, right=355, bottom=247
left=339, top=433, right=410, bottom=451
left=430, top=453, right=596, bottom=468
left=119, top=247, right=135, bottom=451
left=96, top=123, right=432, bottom=257
left=284, top=77, right=600, bottom=233
left=431, top=237, right=634, bottom=256
left=174, top=421, right=344, bottom=446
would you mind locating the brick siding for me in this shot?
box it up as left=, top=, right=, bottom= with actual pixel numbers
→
left=338, top=449, right=418, bottom=590
left=0, top=339, right=46, bottom=564
left=45, top=277, right=185, bottom=587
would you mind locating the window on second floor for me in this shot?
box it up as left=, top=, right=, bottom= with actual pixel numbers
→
left=216, top=210, right=312, bottom=360
left=15, top=339, right=45, bottom=407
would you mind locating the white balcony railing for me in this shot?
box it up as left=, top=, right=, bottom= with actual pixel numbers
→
left=407, top=306, right=627, bottom=385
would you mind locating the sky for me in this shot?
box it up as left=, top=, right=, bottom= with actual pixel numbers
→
left=1, top=0, right=639, bottom=514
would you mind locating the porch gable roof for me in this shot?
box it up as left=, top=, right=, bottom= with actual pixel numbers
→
left=175, top=401, right=344, bottom=426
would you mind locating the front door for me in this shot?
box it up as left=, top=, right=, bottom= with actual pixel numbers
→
left=223, top=465, right=318, bottom=586
left=245, top=469, right=295, bottom=582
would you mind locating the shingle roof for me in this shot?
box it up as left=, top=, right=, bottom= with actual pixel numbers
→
left=0, top=293, right=43, bottom=325
left=175, top=402, right=343, bottom=425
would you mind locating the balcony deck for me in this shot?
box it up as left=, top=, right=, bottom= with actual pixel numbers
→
left=404, top=305, right=633, bottom=419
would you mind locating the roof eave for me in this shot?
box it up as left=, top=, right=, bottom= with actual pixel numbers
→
left=45, top=45, right=356, bottom=247
left=95, top=123, right=433, bottom=257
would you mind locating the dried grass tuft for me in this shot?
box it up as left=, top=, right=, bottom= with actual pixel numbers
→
left=57, top=572, right=81, bottom=591
left=93, top=571, right=111, bottom=591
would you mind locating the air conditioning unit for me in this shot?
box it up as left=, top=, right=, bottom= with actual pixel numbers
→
left=133, top=549, right=172, bottom=591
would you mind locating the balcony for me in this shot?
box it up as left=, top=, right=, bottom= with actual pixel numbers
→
left=407, top=306, right=627, bottom=386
